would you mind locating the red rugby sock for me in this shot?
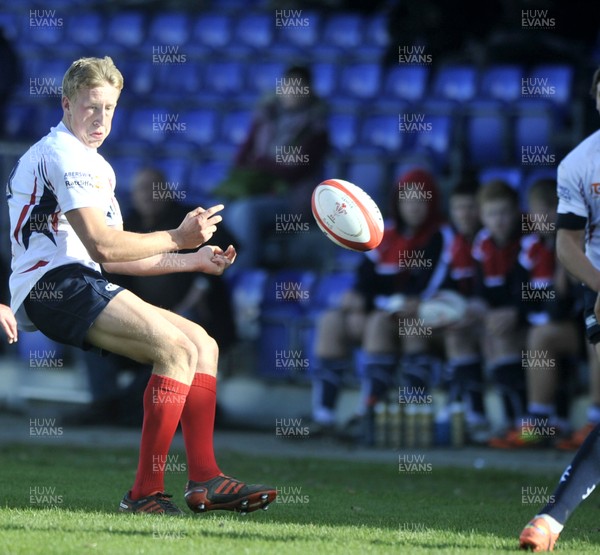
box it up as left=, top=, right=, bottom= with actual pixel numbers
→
left=130, top=374, right=189, bottom=500
left=180, top=372, right=221, bottom=482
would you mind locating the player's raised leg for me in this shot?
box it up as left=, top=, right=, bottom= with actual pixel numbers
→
left=152, top=307, right=277, bottom=514
left=85, top=289, right=196, bottom=515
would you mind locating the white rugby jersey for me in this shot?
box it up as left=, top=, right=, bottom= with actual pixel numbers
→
left=556, top=129, right=600, bottom=270
left=6, top=121, right=122, bottom=329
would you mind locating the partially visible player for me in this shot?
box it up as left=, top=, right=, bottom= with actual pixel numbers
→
left=0, top=304, right=17, bottom=343
left=7, top=57, right=275, bottom=515
left=519, top=65, right=600, bottom=552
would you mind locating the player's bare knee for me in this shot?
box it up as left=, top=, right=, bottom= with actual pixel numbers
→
left=159, top=334, right=198, bottom=380
left=196, top=334, right=219, bottom=375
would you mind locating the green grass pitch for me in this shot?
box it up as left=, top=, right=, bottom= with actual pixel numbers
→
left=1, top=443, right=600, bottom=554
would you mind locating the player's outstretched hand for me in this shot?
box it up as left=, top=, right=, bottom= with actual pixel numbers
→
left=174, top=204, right=224, bottom=249
left=0, top=304, right=17, bottom=344
left=196, top=245, right=237, bottom=275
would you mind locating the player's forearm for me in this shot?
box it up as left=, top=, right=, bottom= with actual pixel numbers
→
left=103, top=252, right=199, bottom=276
left=556, top=231, right=600, bottom=292
left=89, top=228, right=181, bottom=263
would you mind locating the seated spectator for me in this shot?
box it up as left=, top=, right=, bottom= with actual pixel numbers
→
left=215, top=64, right=329, bottom=269
left=491, top=178, right=582, bottom=448
left=470, top=181, right=530, bottom=445
left=440, top=176, right=490, bottom=442
left=311, top=168, right=452, bottom=445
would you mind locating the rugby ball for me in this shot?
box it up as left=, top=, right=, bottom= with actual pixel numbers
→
left=311, top=179, right=384, bottom=252
left=418, top=290, right=468, bottom=328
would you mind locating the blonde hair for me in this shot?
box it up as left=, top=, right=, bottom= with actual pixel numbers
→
left=62, top=56, right=123, bottom=100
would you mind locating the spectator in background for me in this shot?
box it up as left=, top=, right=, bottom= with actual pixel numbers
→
left=490, top=179, right=581, bottom=448
left=311, top=168, right=452, bottom=444
left=215, top=64, right=329, bottom=269
left=0, top=26, right=20, bottom=138
left=63, top=167, right=237, bottom=426
left=441, top=177, right=490, bottom=443
left=470, top=181, right=530, bottom=446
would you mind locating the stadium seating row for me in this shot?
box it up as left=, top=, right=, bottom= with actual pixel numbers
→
left=1, top=10, right=388, bottom=57
left=13, top=54, right=574, bottom=111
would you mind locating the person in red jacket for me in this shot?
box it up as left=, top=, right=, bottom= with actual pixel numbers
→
left=311, top=167, right=452, bottom=444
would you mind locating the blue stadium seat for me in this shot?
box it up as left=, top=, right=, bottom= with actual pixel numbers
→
left=193, top=13, right=232, bottom=49
left=323, top=157, right=343, bottom=181
left=0, top=13, right=19, bottom=41
left=345, top=160, right=387, bottom=207
left=466, top=111, right=510, bottom=167
left=214, top=0, right=263, bottom=11
left=309, top=271, right=356, bottom=314
left=203, top=61, right=244, bottom=94
left=235, top=13, right=273, bottom=48
left=339, top=63, right=382, bottom=100
left=258, top=269, right=318, bottom=379
left=432, top=65, right=478, bottom=103
left=128, top=107, right=167, bottom=145
left=333, top=249, right=366, bottom=272
left=107, top=12, right=146, bottom=49
left=300, top=270, right=357, bottom=378
left=187, top=161, right=230, bottom=203
left=478, top=167, right=523, bottom=190
left=107, top=107, right=129, bottom=142
left=277, top=11, right=321, bottom=48
left=25, top=59, right=67, bottom=104
left=16, top=331, right=65, bottom=366
left=67, top=13, right=104, bottom=46
left=514, top=111, right=554, bottom=163
left=327, top=112, right=359, bottom=152
left=412, top=114, right=454, bottom=170
left=153, top=63, right=201, bottom=100
left=479, top=64, right=524, bottom=103
left=228, top=268, right=268, bottom=341
left=384, top=66, right=429, bottom=104
left=148, top=12, right=190, bottom=46
left=110, top=156, right=143, bottom=216
left=246, top=62, right=286, bottom=95
left=220, top=110, right=252, bottom=146
left=312, top=63, right=338, bottom=98
left=34, top=104, right=63, bottom=138
left=125, top=61, right=155, bottom=96
left=180, top=109, right=218, bottom=146
left=111, top=156, right=143, bottom=194
left=4, top=103, right=37, bottom=139
left=322, top=13, right=363, bottom=49
left=154, top=158, right=190, bottom=190
left=361, top=114, right=403, bottom=153
left=527, top=64, right=573, bottom=111
left=365, top=14, right=390, bottom=47
left=27, top=20, right=64, bottom=46
left=262, top=269, right=317, bottom=310
left=258, top=313, right=305, bottom=379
